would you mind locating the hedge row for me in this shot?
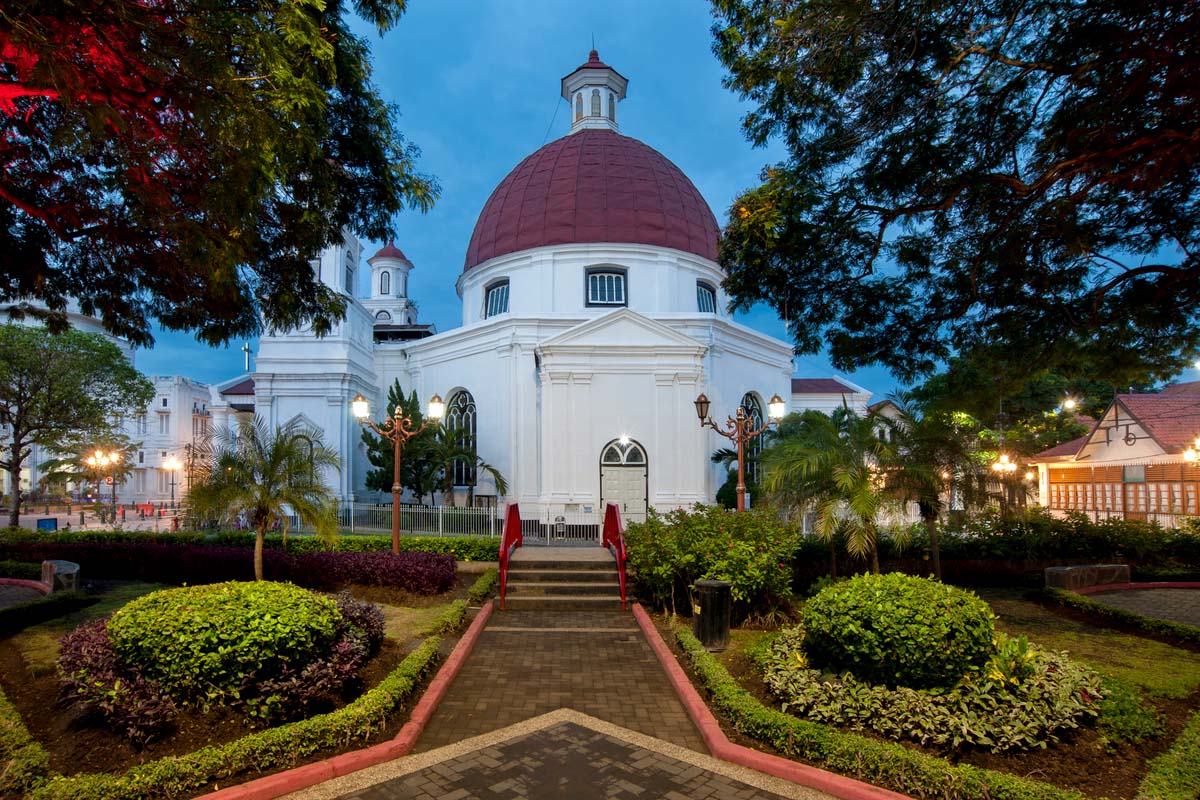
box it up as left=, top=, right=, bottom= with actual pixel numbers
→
left=0, top=591, right=100, bottom=639
left=0, top=542, right=455, bottom=595
left=674, top=626, right=1084, bottom=800
left=467, top=568, right=498, bottom=605
left=0, top=528, right=500, bottom=563
left=1033, top=588, right=1200, bottom=647
left=1138, top=710, right=1200, bottom=799
left=16, top=600, right=467, bottom=800
left=0, top=561, right=41, bottom=580
left=0, top=681, right=50, bottom=797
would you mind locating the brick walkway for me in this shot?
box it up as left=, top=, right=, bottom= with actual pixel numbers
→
left=0, top=584, right=43, bottom=609
left=1087, top=588, right=1200, bottom=628
left=286, top=709, right=826, bottom=800
left=414, top=610, right=705, bottom=753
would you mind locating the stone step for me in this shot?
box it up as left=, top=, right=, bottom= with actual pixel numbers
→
left=502, top=595, right=625, bottom=611
left=506, top=581, right=621, bottom=597
left=508, top=559, right=615, bottom=571
left=507, top=569, right=618, bottom=583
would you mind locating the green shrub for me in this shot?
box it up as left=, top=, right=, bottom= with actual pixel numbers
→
left=0, top=682, right=50, bottom=797
left=0, top=590, right=99, bottom=638
left=0, top=559, right=41, bottom=580
left=468, top=568, right=499, bottom=604
left=623, top=505, right=799, bottom=616
left=1138, top=710, right=1200, bottom=800
left=106, top=582, right=340, bottom=704
left=675, top=626, right=1085, bottom=799
left=803, top=573, right=996, bottom=689
left=762, top=627, right=1103, bottom=752
left=1098, top=676, right=1163, bottom=746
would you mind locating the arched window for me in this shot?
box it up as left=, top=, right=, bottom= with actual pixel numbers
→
left=601, top=439, right=647, bottom=466
left=445, top=390, right=477, bottom=486
left=575, top=93, right=583, bottom=121
left=696, top=282, right=717, bottom=313
left=586, top=268, right=627, bottom=306
left=591, top=89, right=601, bottom=116
left=741, top=392, right=764, bottom=484
left=375, top=310, right=392, bottom=322
left=484, top=280, right=509, bottom=318
left=608, top=91, right=616, bottom=122
left=380, top=271, right=390, bottom=296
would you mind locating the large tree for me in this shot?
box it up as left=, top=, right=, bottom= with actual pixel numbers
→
left=0, top=325, right=153, bottom=526
left=712, top=0, right=1200, bottom=390
left=1, top=0, right=438, bottom=347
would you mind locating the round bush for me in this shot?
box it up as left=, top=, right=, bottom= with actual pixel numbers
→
left=802, top=573, right=995, bottom=689
left=106, top=581, right=341, bottom=702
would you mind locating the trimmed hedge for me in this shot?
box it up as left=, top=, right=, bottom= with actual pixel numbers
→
left=0, top=591, right=99, bottom=638
left=1034, top=588, right=1200, bottom=647
left=0, top=542, right=455, bottom=595
left=803, top=574, right=996, bottom=688
left=675, top=626, right=1085, bottom=799
left=0, top=528, right=500, bottom=563
left=0, top=682, right=50, bottom=797
left=467, top=568, right=499, bottom=605
left=20, top=600, right=467, bottom=800
left=1138, top=710, right=1200, bottom=799
left=0, top=561, right=41, bottom=580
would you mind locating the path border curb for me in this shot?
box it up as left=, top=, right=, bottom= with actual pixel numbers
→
left=631, top=603, right=910, bottom=800
left=204, top=600, right=495, bottom=799
left=0, top=578, right=50, bottom=595
left=1076, top=581, right=1200, bottom=595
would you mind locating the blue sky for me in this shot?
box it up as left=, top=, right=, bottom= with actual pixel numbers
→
left=135, top=0, right=904, bottom=398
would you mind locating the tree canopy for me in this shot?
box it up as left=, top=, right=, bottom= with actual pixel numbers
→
left=712, top=0, right=1199, bottom=389
left=1, top=0, right=438, bottom=347
left=0, top=324, right=153, bottom=525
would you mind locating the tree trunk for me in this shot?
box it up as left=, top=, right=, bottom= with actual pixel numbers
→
left=828, top=538, right=838, bottom=578
left=254, top=525, right=266, bottom=581
left=5, top=441, right=24, bottom=528
left=869, top=530, right=880, bottom=574
left=925, top=514, right=942, bottom=580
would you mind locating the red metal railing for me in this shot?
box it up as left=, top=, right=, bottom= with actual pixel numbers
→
left=498, top=504, right=522, bottom=610
left=601, top=503, right=628, bottom=610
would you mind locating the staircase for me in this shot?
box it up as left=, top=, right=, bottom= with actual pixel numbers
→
left=502, top=547, right=624, bottom=611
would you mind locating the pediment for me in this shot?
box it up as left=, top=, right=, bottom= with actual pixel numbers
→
left=1075, top=401, right=1168, bottom=462
left=538, top=309, right=706, bottom=352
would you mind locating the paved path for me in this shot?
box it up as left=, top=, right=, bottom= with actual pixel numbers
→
left=414, top=609, right=705, bottom=753
left=0, top=583, right=43, bottom=609
left=1087, top=588, right=1200, bottom=628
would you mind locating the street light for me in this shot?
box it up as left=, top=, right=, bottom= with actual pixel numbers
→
left=85, top=449, right=121, bottom=520
left=352, top=392, right=444, bottom=553
left=164, top=456, right=182, bottom=507
left=694, top=393, right=785, bottom=512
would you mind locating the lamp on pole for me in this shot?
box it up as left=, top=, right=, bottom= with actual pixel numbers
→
left=694, top=393, right=786, bottom=511
left=163, top=456, right=182, bottom=508
left=352, top=392, right=444, bottom=553
left=85, top=449, right=121, bottom=521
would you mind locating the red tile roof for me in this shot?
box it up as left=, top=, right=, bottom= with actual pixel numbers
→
left=370, top=240, right=408, bottom=262
left=463, top=130, right=719, bottom=270
left=220, top=378, right=255, bottom=396
left=1114, top=393, right=1200, bottom=449
left=1159, top=381, right=1200, bottom=395
left=1034, top=434, right=1089, bottom=459
left=790, top=378, right=861, bottom=394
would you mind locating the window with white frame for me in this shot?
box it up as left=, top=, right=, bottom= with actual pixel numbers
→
left=697, top=282, right=716, bottom=313
left=344, top=251, right=356, bottom=296
left=380, top=271, right=390, bottom=296
left=159, top=414, right=169, bottom=435
left=484, top=281, right=509, bottom=318
left=608, top=91, right=616, bottom=122
left=135, top=414, right=147, bottom=434
left=445, top=390, right=477, bottom=486
left=591, top=88, right=601, bottom=116
left=587, top=270, right=626, bottom=306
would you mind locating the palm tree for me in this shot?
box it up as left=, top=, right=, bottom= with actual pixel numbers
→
left=419, top=427, right=508, bottom=507
left=762, top=406, right=903, bottom=573
left=187, top=417, right=340, bottom=580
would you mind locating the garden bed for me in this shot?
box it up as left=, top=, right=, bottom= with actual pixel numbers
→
left=0, top=574, right=479, bottom=797
left=653, top=590, right=1200, bottom=799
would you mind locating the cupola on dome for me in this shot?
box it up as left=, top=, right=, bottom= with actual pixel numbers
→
left=463, top=52, right=720, bottom=272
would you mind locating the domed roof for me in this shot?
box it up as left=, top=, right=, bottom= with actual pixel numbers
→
left=464, top=129, right=720, bottom=271
left=369, top=240, right=408, bottom=262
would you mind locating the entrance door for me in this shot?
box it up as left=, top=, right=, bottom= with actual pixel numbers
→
left=600, top=439, right=648, bottom=522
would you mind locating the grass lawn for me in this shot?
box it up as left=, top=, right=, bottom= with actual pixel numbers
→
left=978, top=588, right=1200, bottom=699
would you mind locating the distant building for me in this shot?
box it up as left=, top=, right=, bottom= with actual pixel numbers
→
left=1031, top=383, right=1200, bottom=526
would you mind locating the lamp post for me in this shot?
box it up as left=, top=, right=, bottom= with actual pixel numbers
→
left=85, top=449, right=121, bottom=521
left=694, top=393, right=785, bottom=512
left=352, top=392, right=444, bottom=553
left=164, top=456, right=182, bottom=508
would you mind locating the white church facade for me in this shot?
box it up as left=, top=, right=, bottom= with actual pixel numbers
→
left=6, top=53, right=872, bottom=517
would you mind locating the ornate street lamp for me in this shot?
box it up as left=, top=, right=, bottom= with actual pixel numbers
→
left=694, top=393, right=785, bottom=512
left=164, top=455, right=182, bottom=507
left=85, top=449, right=121, bottom=520
left=352, top=392, right=444, bottom=553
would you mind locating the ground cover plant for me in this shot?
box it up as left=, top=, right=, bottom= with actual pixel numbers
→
left=0, top=574, right=472, bottom=796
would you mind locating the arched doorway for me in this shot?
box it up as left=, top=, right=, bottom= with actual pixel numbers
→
left=600, top=439, right=648, bottom=521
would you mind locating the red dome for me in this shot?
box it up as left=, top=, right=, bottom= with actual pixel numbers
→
left=464, top=130, right=719, bottom=271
